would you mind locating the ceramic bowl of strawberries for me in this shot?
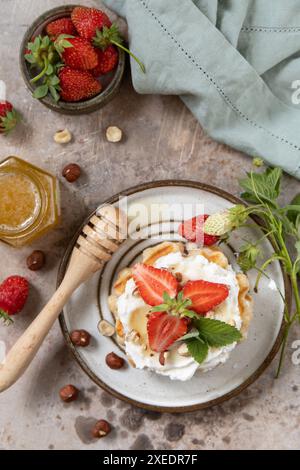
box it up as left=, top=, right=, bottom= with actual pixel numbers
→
left=19, top=5, right=132, bottom=114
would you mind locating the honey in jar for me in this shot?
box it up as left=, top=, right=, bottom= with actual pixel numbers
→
left=0, top=156, right=60, bottom=247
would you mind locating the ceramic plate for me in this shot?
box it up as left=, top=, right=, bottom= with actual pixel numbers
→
left=58, top=181, right=290, bottom=412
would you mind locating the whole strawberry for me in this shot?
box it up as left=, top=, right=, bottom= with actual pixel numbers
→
left=55, top=36, right=98, bottom=71
left=92, top=45, right=118, bottom=76
left=71, top=6, right=112, bottom=41
left=0, top=276, right=29, bottom=324
left=0, top=101, right=19, bottom=135
left=59, top=67, right=102, bottom=102
left=46, top=17, right=76, bottom=40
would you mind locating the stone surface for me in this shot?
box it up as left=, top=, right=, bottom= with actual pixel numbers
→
left=0, top=0, right=300, bottom=451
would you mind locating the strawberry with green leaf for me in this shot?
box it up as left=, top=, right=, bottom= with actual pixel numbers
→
left=0, top=101, right=20, bottom=134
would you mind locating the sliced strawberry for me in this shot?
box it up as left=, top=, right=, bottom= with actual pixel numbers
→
left=178, top=214, right=219, bottom=246
left=132, top=263, right=178, bottom=306
left=183, top=280, right=229, bottom=315
left=147, top=312, right=188, bottom=352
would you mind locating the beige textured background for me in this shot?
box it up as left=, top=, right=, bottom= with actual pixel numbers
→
left=0, top=0, right=300, bottom=450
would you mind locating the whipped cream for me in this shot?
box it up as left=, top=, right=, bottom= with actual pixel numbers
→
left=117, top=251, right=242, bottom=381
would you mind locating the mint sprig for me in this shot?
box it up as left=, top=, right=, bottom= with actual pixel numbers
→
left=183, top=318, right=241, bottom=364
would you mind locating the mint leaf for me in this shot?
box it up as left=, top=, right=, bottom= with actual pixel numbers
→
left=194, top=317, right=242, bottom=347
left=286, top=193, right=300, bottom=224
left=186, top=338, right=208, bottom=364
left=240, top=168, right=282, bottom=207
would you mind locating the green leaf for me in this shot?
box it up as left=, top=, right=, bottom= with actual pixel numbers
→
left=237, top=242, right=261, bottom=273
left=42, top=35, right=50, bottom=48
left=61, top=39, right=73, bottom=48
left=49, top=74, right=59, bottom=86
left=186, top=338, right=208, bottom=364
left=194, top=317, right=242, bottom=347
left=240, top=168, right=282, bottom=207
left=151, top=304, right=169, bottom=312
left=287, top=194, right=300, bottom=224
left=33, top=84, right=49, bottom=99
left=266, top=167, right=282, bottom=197
left=295, top=240, right=300, bottom=259
left=181, top=309, right=199, bottom=319
left=49, top=85, right=60, bottom=102
left=46, top=64, right=54, bottom=76
left=24, top=53, right=35, bottom=64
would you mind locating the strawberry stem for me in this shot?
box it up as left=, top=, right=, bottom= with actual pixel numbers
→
left=0, top=309, right=13, bottom=325
left=30, top=57, right=49, bottom=83
left=110, top=40, right=146, bottom=73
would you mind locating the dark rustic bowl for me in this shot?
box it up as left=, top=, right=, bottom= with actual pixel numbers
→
left=19, top=5, right=125, bottom=115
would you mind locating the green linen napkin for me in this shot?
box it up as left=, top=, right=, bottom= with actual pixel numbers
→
left=104, top=0, right=300, bottom=178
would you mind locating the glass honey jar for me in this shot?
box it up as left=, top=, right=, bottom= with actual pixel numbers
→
left=0, top=156, right=60, bottom=247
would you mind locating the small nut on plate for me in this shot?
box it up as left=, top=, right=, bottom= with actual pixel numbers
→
left=62, top=163, right=81, bottom=183
left=54, top=129, right=72, bottom=144
left=108, top=295, right=118, bottom=317
left=159, top=351, right=168, bottom=366
left=127, top=330, right=140, bottom=344
left=92, top=419, right=111, bottom=439
left=106, top=352, right=125, bottom=369
left=59, top=384, right=79, bottom=402
left=26, top=250, right=45, bottom=271
left=175, top=272, right=183, bottom=282
left=177, top=343, right=190, bottom=357
left=98, top=319, right=115, bottom=337
left=106, top=126, right=122, bottom=143
left=70, top=329, right=91, bottom=347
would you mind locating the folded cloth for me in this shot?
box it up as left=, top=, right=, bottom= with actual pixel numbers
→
left=103, top=0, right=300, bottom=178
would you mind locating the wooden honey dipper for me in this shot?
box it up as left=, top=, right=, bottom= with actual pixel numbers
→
left=0, top=205, right=127, bottom=392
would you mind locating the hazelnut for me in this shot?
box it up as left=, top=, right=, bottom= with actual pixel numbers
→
left=159, top=351, right=167, bottom=366
left=98, top=319, right=115, bottom=337
left=70, top=329, right=91, bottom=347
left=59, top=384, right=79, bottom=402
left=62, top=163, right=81, bottom=182
left=92, top=419, right=111, bottom=439
left=175, top=272, right=182, bottom=282
left=106, top=126, right=122, bottom=143
left=127, top=330, right=140, bottom=344
left=54, top=129, right=72, bottom=144
left=26, top=250, right=45, bottom=271
left=105, top=352, right=125, bottom=369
